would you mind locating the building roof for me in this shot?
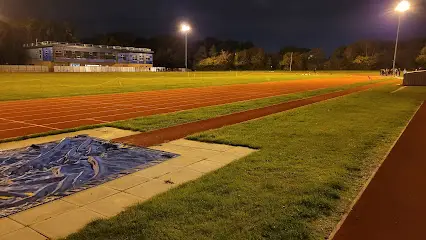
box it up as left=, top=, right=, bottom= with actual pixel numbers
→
left=23, top=41, right=153, bottom=54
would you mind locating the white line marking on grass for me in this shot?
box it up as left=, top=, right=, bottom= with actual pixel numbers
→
left=391, top=86, right=406, bottom=94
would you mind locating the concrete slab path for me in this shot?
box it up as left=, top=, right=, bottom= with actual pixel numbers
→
left=0, top=137, right=255, bottom=240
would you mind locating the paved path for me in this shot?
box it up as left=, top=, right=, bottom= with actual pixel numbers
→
left=333, top=102, right=426, bottom=240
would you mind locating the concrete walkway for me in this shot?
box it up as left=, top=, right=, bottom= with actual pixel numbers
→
left=0, top=130, right=256, bottom=240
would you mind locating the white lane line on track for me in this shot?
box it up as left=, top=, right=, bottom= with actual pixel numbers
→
left=0, top=77, right=363, bottom=109
left=85, top=118, right=110, bottom=124
left=1, top=80, right=364, bottom=120
left=0, top=117, right=60, bottom=131
left=0, top=86, right=285, bottom=113
left=9, top=92, right=280, bottom=122
left=0, top=79, right=377, bottom=136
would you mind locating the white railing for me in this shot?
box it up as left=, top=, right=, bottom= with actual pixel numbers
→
left=0, top=65, right=49, bottom=72
left=53, top=66, right=151, bottom=73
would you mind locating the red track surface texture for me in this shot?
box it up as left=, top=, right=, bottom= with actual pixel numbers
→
left=333, top=102, right=426, bottom=240
left=0, top=77, right=374, bottom=140
left=114, top=82, right=389, bottom=147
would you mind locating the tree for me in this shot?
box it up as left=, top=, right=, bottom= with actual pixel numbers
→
left=234, top=50, right=250, bottom=70
left=293, top=53, right=308, bottom=70
left=306, top=48, right=326, bottom=70
left=266, top=56, right=273, bottom=70
left=279, top=52, right=293, bottom=70
left=209, top=45, right=217, bottom=57
left=20, top=19, right=78, bottom=43
left=194, top=45, right=207, bottom=64
left=268, top=53, right=281, bottom=70
left=216, top=50, right=233, bottom=69
left=0, top=21, right=26, bottom=64
left=197, top=50, right=232, bottom=70
left=279, top=46, right=310, bottom=55
left=248, top=48, right=266, bottom=70
left=328, top=46, right=349, bottom=70
left=353, top=55, right=378, bottom=70
left=416, top=46, right=426, bottom=68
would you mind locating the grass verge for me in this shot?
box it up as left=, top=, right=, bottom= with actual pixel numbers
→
left=64, top=85, right=426, bottom=239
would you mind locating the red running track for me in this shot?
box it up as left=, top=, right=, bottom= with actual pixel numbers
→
left=0, top=77, right=376, bottom=141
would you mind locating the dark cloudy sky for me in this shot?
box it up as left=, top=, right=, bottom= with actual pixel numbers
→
left=2, top=0, right=426, bottom=52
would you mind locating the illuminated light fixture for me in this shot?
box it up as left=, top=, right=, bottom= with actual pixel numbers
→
left=180, top=23, right=191, bottom=33
left=395, top=0, right=410, bottom=12
left=180, top=22, right=192, bottom=70
left=392, top=1, right=410, bottom=75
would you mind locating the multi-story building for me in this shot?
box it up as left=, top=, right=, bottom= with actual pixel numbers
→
left=24, top=41, right=154, bottom=70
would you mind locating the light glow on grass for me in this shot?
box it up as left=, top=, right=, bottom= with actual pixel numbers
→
left=0, top=71, right=379, bottom=102
left=65, top=85, right=426, bottom=239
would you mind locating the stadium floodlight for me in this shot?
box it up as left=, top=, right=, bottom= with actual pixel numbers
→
left=392, top=1, right=410, bottom=75
left=395, top=0, right=410, bottom=12
left=180, top=23, right=191, bottom=33
left=180, top=23, right=191, bottom=70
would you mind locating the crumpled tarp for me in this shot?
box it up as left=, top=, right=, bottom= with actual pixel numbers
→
left=0, top=135, right=178, bottom=217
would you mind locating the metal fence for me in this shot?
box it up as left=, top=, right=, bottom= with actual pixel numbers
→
left=53, top=66, right=151, bottom=73
left=0, top=65, right=49, bottom=73
left=403, top=70, right=426, bottom=86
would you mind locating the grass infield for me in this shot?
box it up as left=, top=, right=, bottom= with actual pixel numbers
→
left=0, top=71, right=375, bottom=101
left=64, top=85, right=426, bottom=239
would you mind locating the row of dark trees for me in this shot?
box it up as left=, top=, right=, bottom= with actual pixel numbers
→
left=0, top=19, right=425, bottom=70
left=0, top=19, right=78, bottom=64
left=195, top=40, right=426, bottom=71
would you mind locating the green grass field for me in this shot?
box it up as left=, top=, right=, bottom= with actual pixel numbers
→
left=64, top=85, right=426, bottom=240
left=0, top=71, right=376, bottom=101
left=1, top=70, right=408, bottom=239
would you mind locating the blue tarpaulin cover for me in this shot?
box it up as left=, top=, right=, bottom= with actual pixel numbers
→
left=0, top=135, right=178, bottom=217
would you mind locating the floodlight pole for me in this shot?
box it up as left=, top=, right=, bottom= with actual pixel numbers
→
left=290, top=52, right=293, bottom=71
left=392, top=15, right=401, bottom=75
left=185, top=32, right=188, bottom=70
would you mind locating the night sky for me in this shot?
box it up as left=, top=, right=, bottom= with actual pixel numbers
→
left=2, top=0, right=426, bottom=53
